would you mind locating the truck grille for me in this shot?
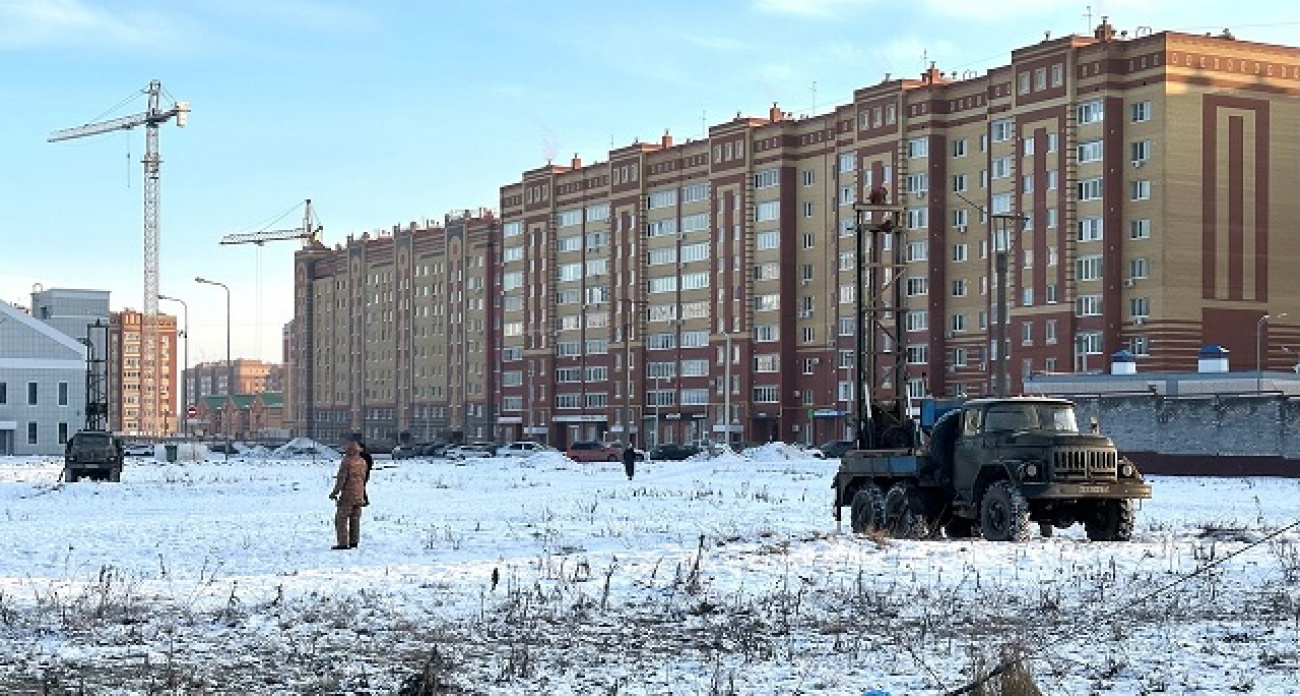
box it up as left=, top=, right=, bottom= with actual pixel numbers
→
left=1052, top=449, right=1118, bottom=481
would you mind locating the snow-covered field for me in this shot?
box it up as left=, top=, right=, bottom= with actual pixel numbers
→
left=1, top=445, right=1298, bottom=695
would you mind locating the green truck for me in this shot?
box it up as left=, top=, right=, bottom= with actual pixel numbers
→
left=833, top=397, right=1152, bottom=542
left=64, top=430, right=125, bottom=483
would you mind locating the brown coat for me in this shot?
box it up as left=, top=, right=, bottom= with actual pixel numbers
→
left=330, top=453, right=368, bottom=506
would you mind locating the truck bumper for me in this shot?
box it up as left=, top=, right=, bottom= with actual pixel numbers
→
left=1022, top=480, right=1152, bottom=500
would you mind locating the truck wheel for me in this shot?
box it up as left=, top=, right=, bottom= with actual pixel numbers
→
left=1085, top=499, right=1135, bottom=541
left=109, top=468, right=122, bottom=483
left=64, top=468, right=77, bottom=483
left=980, top=480, right=1031, bottom=542
left=849, top=484, right=885, bottom=534
left=943, top=517, right=978, bottom=539
left=883, top=484, right=929, bottom=539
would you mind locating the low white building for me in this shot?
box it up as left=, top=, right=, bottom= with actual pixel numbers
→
left=0, top=301, right=88, bottom=455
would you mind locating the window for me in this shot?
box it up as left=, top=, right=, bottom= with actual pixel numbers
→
left=646, top=189, right=677, bottom=209
left=1018, top=72, right=1031, bottom=95
left=906, top=240, right=928, bottom=262
left=1131, top=100, right=1152, bottom=123
left=1022, top=321, right=1034, bottom=345
left=802, top=169, right=815, bottom=186
left=991, top=119, right=1013, bottom=142
left=753, top=385, right=780, bottom=403
left=58, top=423, right=68, bottom=445
left=1130, top=219, right=1151, bottom=239
left=1131, top=140, right=1151, bottom=163
left=27, top=382, right=37, bottom=405
left=952, top=278, right=968, bottom=297
left=27, top=423, right=37, bottom=445
left=1077, top=139, right=1103, bottom=163
left=991, top=156, right=1012, bottom=179
left=952, top=243, right=968, bottom=262
left=1129, top=257, right=1150, bottom=280
left=58, top=382, right=68, bottom=406
left=755, top=200, right=780, bottom=221
left=1051, top=64, right=1064, bottom=87
left=1045, top=319, right=1058, bottom=344
left=1131, top=336, right=1150, bottom=356
left=1034, top=67, right=1047, bottom=91
left=1076, top=255, right=1103, bottom=281
left=906, top=138, right=928, bottom=159
left=952, top=139, right=967, bottom=158
left=756, top=230, right=779, bottom=250
left=1131, top=180, right=1151, bottom=201
left=1076, top=294, right=1103, bottom=316
left=0, top=382, right=6, bottom=404
left=1077, top=217, right=1103, bottom=242
left=1078, top=178, right=1103, bottom=201
left=682, top=183, right=709, bottom=203
left=754, top=169, right=780, bottom=188
left=950, top=313, right=967, bottom=333
left=906, top=277, right=929, bottom=296
left=1077, top=99, right=1104, bottom=124
left=803, top=201, right=814, bottom=218
left=1130, top=297, right=1151, bottom=318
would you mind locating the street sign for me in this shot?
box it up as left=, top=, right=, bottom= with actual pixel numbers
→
left=186, top=404, right=197, bottom=418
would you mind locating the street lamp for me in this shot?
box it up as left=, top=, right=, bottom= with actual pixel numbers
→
left=1257, top=312, right=1286, bottom=393
left=158, top=293, right=188, bottom=438
left=195, top=276, right=231, bottom=458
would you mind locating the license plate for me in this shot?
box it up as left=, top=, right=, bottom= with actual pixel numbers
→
left=1078, top=485, right=1107, bottom=494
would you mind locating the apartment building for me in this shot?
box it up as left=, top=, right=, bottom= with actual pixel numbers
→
left=289, top=212, right=497, bottom=449
left=496, top=20, right=1300, bottom=447
left=109, top=309, right=178, bottom=436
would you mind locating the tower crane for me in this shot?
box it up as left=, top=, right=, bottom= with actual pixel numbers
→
left=49, top=80, right=190, bottom=438
left=219, top=199, right=323, bottom=247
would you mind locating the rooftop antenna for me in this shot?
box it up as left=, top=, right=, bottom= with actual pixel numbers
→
left=811, top=80, right=817, bottom=116
left=1084, top=4, right=1093, bottom=32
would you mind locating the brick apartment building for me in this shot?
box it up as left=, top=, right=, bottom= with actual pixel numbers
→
left=288, top=212, right=497, bottom=448
left=291, top=20, right=1300, bottom=449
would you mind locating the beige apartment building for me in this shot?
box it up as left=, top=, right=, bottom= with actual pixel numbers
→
left=289, top=212, right=497, bottom=449
left=109, top=309, right=178, bottom=437
left=496, top=20, right=1300, bottom=448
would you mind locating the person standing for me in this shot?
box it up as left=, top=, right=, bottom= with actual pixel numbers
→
left=328, top=441, right=368, bottom=550
left=622, top=440, right=637, bottom=481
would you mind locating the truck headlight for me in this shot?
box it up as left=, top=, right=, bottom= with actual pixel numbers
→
left=1119, top=461, right=1136, bottom=478
left=1020, top=461, right=1042, bottom=481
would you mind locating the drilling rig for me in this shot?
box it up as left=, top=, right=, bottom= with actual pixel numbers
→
left=49, top=80, right=190, bottom=437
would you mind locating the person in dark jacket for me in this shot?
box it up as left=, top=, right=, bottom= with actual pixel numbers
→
left=622, top=439, right=637, bottom=481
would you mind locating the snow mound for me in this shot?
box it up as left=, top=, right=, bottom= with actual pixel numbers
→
left=739, top=442, right=823, bottom=461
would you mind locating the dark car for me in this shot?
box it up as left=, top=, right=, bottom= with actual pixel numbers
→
left=391, top=443, right=422, bottom=459
left=818, top=440, right=857, bottom=459
left=648, top=443, right=702, bottom=461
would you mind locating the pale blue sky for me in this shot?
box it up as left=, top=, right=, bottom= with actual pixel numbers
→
left=2, top=0, right=1296, bottom=364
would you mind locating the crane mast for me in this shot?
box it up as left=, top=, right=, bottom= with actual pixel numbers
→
left=50, top=80, right=190, bottom=438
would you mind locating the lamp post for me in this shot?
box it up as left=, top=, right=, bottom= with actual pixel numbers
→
left=157, top=293, right=188, bottom=439
left=195, top=276, right=231, bottom=458
left=1257, top=312, right=1286, bottom=393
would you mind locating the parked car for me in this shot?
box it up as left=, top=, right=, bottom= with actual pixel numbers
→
left=565, top=441, right=623, bottom=462
left=496, top=441, right=553, bottom=458
left=446, top=442, right=494, bottom=460
left=818, top=439, right=857, bottom=459
left=391, top=443, right=422, bottom=459
left=418, top=442, right=450, bottom=457
left=648, top=442, right=701, bottom=461
left=123, top=443, right=155, bottom=458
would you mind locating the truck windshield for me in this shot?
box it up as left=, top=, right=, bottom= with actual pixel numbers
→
left=983, top=404, right=1079, bottom=433
left=79, top=433, right=112, bottom=446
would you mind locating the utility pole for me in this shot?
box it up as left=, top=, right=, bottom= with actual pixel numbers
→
left=989, top=213, right=1026, bottom=398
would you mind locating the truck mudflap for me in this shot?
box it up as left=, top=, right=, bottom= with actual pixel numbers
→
left=1018, top=480, right=1152, bottom=500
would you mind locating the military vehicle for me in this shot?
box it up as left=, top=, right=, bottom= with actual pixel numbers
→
left=833, top=397, right=1152, bottom=541
left=64, top=430, right=125, bottom=482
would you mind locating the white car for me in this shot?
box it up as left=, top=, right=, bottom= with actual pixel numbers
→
left=123, top=443, right=155, bottom=457
left=495, top=441, right=552, bottom=457
left=446, top=443, right=494, bottom=460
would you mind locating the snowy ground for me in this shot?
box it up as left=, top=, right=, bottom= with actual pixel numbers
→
left=1, top=445, right=1298, bottom=695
